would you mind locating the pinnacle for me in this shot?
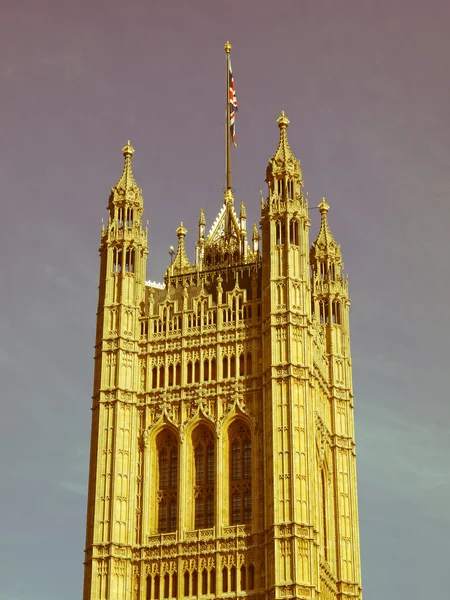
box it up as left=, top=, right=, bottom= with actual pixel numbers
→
left=115, top=140, right=139, bottom=193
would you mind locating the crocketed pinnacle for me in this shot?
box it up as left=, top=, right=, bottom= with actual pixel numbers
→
left=109, top=140, right=143, bottom=209
left=115, top=141, right=139, bottom=192
left=198, top=209, right=206, bottom=226
left=266, top=112, right=302, bottom=182
left=240, top=202, right=247, bottom=219
left=171, top=222, right=191, bottom=274
left=273, top=111, right=295, bottom=163
left=311, top=198, right=341, bottom=260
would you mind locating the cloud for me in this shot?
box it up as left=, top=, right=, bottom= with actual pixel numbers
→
left=60, top=481, right=87, bottom=496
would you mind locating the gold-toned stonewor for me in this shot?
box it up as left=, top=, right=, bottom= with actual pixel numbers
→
left=83, top=114, right=363, bottom=600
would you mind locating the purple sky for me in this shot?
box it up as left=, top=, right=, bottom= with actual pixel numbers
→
left=1, top=1, right=449, bottom=599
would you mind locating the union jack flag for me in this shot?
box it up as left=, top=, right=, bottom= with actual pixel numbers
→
left=229, top=60, right=238, bottom=147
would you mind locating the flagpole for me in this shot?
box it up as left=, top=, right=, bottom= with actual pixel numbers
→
left=224, top=41, right=232, bottom=192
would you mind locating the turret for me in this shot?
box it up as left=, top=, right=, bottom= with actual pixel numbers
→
left=261, top=112, right=310, bottom=308
left=310, top=197, right=348, bottom=330
left=85, top=142, right=149, bottom=599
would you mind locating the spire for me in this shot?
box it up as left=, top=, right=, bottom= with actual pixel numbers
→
left=109, top=141, right=143, bottom=209
left=116, top=141, right=138, bottom=190
left=252, top=223, right=260, bottom=253
left=266, top=112, right=302, bottom=187
left=170, top=222, right=191, bottom=275
left=274, top=111, right=294, bottom=163
left=310, top=198, right=342, bottom=270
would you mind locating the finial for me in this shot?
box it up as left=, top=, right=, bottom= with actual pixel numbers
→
left=277, top=111, right=290, bottom=129
left=122, top=140, right=135, bottom=157
left=176, top=222, right=187, bottom=237
left=224, top=41, right=232, bottom=53
left=318, top=197, right=330, bottom=215
left=224, top=188, right=234, bottom=205
left=199, top=209, right=206, bottom=226
left=240, top=202, right=247, bottom=219
left=252, top=223, right=260, bottom=239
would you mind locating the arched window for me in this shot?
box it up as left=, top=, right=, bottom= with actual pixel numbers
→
left=240, top=566, right=246, bottom=591
left=157, top=431, right=178, bottom=533
left=230, top=355, right=236, bottom=378
left=164, top=573, right=170, bottom=599
left=210, top=569, right=216, bottom=594
left=193, top=427, right=215, bottom=529
left=247, top=353, right=252, bottom=376
left=239, top=354, right=245, bottom=376
left=222, top=568, right=228, bottom=593
left=229, top=422, right=252, bottom=525
left=194, top=361, right=200, bottom=383
left=230, top=566, right=236, bottom=592
left=223, top=356, right=228, bottom=379
left=192, top=571, right=198, bottom=596
left=113, top=248, right=122, bottom=272
left=248, top=565, right=254, bottom=591
left=125, top=248, right=135, bottom=272
left=172, top=573, right=177, bottom=598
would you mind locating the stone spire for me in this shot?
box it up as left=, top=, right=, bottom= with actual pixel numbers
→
left=310, top=198, right=342, bottom=268
left=108, top=141, right=143, bottom=213
left=171, top=222, right=191, bottom=275
left=266, top=112, right=303, bottom=184
left=252, top=222, right=260, bottom=253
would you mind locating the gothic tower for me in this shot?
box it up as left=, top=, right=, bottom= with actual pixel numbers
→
left=83, top=118, right=363, bottom=600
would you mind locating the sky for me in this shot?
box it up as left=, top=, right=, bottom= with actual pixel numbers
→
left=0, top=1, right=449, bottom=599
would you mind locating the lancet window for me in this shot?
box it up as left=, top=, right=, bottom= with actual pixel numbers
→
left=125, top=207, right=133, bottom=227
left=193, top=427, right=215, bottom=529
left=331, top=300, right=341, bottom=324
left=112, top=248, right=122, bottom=272
left=229, top=422, right=252, bottom=525
left=147, top=574, right=160, bottom=600
left=289, top=219, right=299, bottom=245
left=157, top=431, right=178, bottom=533
left=275, top=220, right=285, bottom=245
left=125, top=248, right=135, bottom=272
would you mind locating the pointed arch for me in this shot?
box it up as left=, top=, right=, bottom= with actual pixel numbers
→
left=192, top=424, right=215, bottom=529
left=227, top=420, right=252, bottom=525
left=156, top=429, right=179, bottom=533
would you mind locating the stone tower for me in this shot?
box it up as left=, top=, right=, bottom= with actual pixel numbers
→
left=83, top=118, right=363, bottom=600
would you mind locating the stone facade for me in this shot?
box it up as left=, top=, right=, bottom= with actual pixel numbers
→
left=83, top=115, right=363, bottom=600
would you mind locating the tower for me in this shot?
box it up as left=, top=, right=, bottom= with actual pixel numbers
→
left=83, top=118, right=363, bottom=600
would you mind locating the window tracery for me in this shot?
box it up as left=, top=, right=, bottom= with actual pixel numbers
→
left=193, top=427, right=215, bottom=529
left=157, top=431, right=178, bottom=533
left=229, top=422, right=252, bottom=525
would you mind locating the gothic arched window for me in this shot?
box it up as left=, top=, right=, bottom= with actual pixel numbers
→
left=229, top=422, right=252, bottom=525
left=193, top=427, right=215, bottom=529
left=157, top=431, right=178, bottom=533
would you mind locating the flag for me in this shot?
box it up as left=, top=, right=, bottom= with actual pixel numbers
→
left=229, top=59, right=238, bottom=148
